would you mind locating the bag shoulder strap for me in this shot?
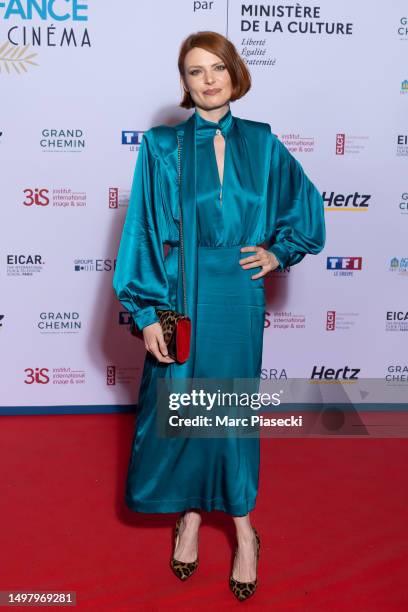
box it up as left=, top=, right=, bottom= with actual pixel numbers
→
left=176, top=132, right=187, bottom=316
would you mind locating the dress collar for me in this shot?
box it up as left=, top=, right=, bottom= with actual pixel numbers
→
left=194, top=105, right=234, bottom=137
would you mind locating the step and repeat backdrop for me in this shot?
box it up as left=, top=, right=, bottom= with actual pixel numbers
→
left=1, top=1, right=407, bottom=414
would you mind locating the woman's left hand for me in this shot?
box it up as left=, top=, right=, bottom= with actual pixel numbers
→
left=239, top=245, right=280, bottom=279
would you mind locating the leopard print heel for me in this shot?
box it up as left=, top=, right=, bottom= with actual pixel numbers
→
left=229, top=526, right=260, bottom=602
left=170, top=514, right=199, bottom=581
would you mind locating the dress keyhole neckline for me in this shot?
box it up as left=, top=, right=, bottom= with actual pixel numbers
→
left=213, top=131, right=225, bottom=191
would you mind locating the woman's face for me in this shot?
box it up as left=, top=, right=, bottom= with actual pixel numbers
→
left=181, top=47, right=232, bottom=110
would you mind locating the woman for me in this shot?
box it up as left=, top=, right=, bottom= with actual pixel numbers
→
left=113, top=31, right=325, bottom=601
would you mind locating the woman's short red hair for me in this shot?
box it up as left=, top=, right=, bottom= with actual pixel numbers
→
left=178, top=31, right=251, bottom=109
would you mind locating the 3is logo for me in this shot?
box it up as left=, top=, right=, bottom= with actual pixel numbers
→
left=23, top=189, right=50, bottom=207
left=24, top=368, right=50, bottom=384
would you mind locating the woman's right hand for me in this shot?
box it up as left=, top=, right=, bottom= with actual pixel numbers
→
left=143, top=322, right=176, bottom=363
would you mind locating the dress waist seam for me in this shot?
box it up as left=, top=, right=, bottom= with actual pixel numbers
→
left=167, top=242, right=267, bottom=250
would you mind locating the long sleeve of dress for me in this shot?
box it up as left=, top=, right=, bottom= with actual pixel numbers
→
left=112, top=131, right=171, bottom=331
left=266, top=132, right=326, bottom=270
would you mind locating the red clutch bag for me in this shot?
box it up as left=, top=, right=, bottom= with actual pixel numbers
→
left=130, top=309, right=191, bottom=363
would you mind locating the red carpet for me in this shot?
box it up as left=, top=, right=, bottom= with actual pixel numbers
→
left=1, top=413, right=407, bottom=610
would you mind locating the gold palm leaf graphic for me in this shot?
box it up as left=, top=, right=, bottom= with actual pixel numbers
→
left=0, top=41, right=38, bottom=74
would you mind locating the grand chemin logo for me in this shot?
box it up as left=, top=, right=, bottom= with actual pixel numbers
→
left=386, top=364, right=408, bottom=382
left=37, top=311, right=82, bottom=333
left=40, top=128, right=85, bottom=152
left=400, top=193, right=408, bottom=213
left=398, top=16, right=408, bottom=40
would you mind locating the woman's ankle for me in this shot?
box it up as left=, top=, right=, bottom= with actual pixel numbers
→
left=183, top=509, right=202, bottom=526
left=235, top=525, right=255, bottom=545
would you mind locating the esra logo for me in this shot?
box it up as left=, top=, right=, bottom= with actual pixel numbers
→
left=24, top=368, right=50, bottom=384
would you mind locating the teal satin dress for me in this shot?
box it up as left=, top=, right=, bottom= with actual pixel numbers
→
left=113, top=105, right=325, bottom=516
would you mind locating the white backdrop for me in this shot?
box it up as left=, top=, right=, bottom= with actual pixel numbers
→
left=1, top=1, right=407, bottom=414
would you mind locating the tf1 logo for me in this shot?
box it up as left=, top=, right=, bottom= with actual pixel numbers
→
left=23, top=189, right=50, bottom=207
left=122, top=131, right=144, bottom=146
left=24, top=368, right=50, bottom=384
left=326, top=257, right=362, bottom=270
